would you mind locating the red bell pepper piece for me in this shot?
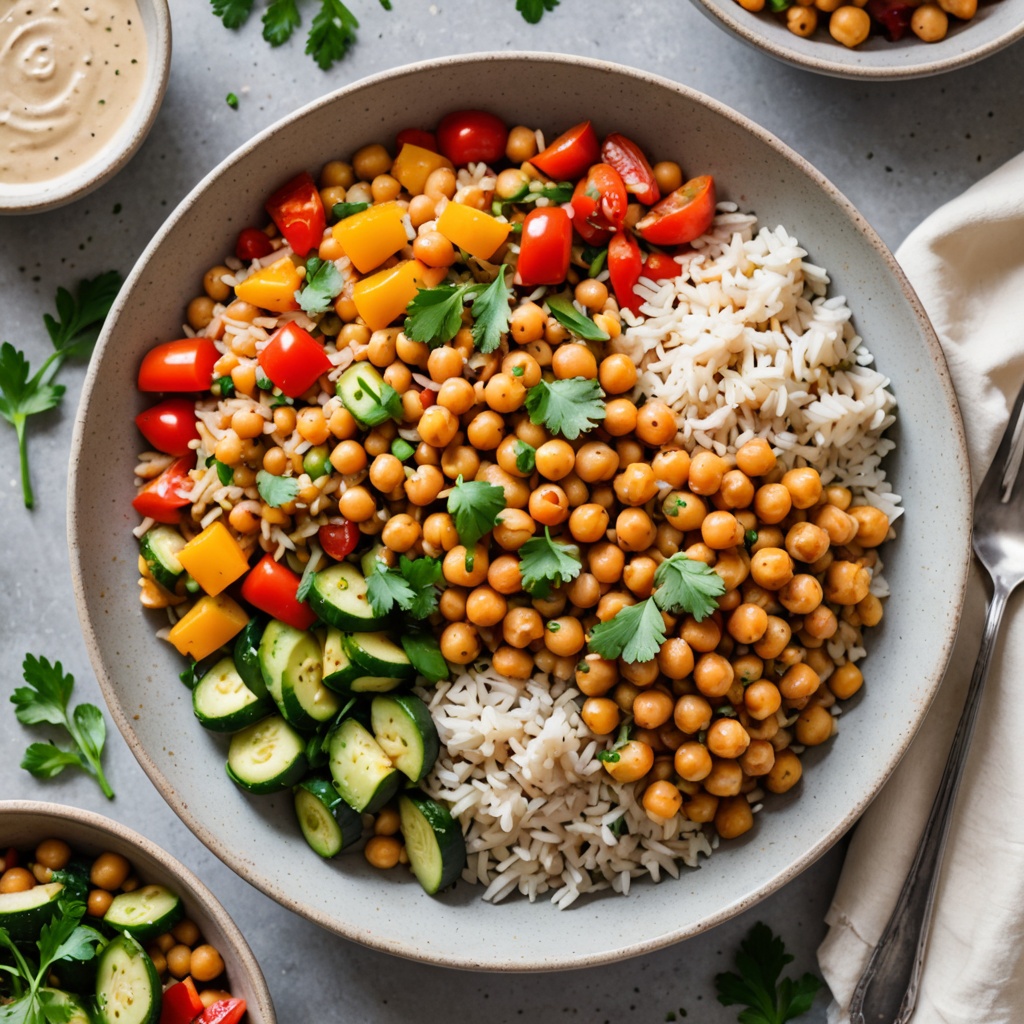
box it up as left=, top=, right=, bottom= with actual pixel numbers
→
left=608, top=231, right=645, bottom=316
left=191, top=999, right=246, bottom=1024
left=235, top=227, right=274, bottom=263
left=531, top=121, right=600, bottom=182
left=257, top=322, right=333, bottom=399
left=635, top=176, right=717, bottom=248
left=132, top=453, right=196, bottom=524
left=515, top=207, right=573, bottom=287
left=601, top=133, right=661, bottom=206
left=159, top=978, right=204, bottom=1024
left=318, top=521, right=359, bottom=561
left=241, top=554, right=317, bottom=631
left=138, top=338, right=220, bottom=393
left=135, top=398, right=200, bottom=457
left=265, top=172, right=326, bottom=258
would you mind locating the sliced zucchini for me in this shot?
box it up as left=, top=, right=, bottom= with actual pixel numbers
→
left=139, top=526, right=186, bottom=591
left=39, top=988, right=93, bottom=1024
left=345, top=632, right=414, bottom=678
left=322, top=627, right=360, bottom=692
left=328, top=718, right=401, bottom=813
left=94, top=933, right=160, bottom=1024
left=399, top=792, right=466, bottom=895
left=103, top=884, right=183, bottom=943
left=371, top=694, right=440, bottom=782
left=293, top=777, right=363, bottom=857
left=335, top=362, right=394, bottom=428
left=226, top=715, right=308, bottom=794
left=0, top=880, right=63, bottom=941
left=308, top=563, right=389, bottom=632
left=193, top=657, right=271, bottom=732
left=261, top=624, right=339, bottom=729
left=359, top=542, right=388, bottom=580
left=258, top=619, right=312, bottom=706
left=233, top=616, right=269, bottom=699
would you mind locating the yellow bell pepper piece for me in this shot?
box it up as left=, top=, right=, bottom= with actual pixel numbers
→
left=234, top=257, right=301, bottom=313
left=391, top=143, right=451, bottom=196
left=176, top=521, right=249, bottom=596
left=353, top=260, right=428, bottom=332
left=331, top=202, right=407, bottom=274
left=167, top=593, right=249, bottom=661
left=436, top=201, right=511, bottom=261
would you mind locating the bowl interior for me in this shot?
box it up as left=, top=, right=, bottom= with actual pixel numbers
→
left=69, top=53, right=971, bottom=970
left=688, top=0, right=1024, bottom=79
left=0, top=801, right=275, bottom=1021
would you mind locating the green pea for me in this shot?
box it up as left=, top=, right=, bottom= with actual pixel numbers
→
left=303, top=444, right=331, bottom=480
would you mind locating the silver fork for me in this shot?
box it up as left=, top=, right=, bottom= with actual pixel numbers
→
left=849, top=379, right=1024, bottom=1023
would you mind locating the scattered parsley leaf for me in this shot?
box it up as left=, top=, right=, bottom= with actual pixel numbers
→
left=513, top=438, right=536, bottom=474
left=652, top=552, right=726, bottom=622
left=545, top=293, right=610, bottom=342
left=226, top=92, right=240, bottom=109
left=366, top=560, right=416, bottom=617
left=715, top=922, right=822, bottom=1024
left=306, top=0, right=360, bottom=70
left=297, top=255, right=345, bottom=316
left=10, top=655, right=114, bottom=799
left=262, top=0, right=300, bottom=43
left=256, top=470, right=299, bottom=508
left=405, top=283, right=474, bottom=348
left=398, top=555, right=443, bottom=619
left=213, top=375, right=235, bottom=398
left=468, top=268, right=513, bottom=354
left=524, top=376, right=606, bottom=440
left=587, top=597, right=667, bottom=664
left=448, top=476, right=506, bottom=567
left=517, top=527, right=582, bottom=597
left=515, top=0, right=559, bottom=22
left=215, top=460, right=234, bottom=486
left=211, top=0, right=254, bottom=30
left=0, top=272, right=121, bottom=508
left=401, top=630, right=449, bottom=683
left=255, top=370, right=274, bottom=391
left=332, top=200, right=370, bottom=221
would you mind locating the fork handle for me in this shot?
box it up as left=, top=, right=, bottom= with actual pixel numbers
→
left=849, top=578, right=1009, bottom=1024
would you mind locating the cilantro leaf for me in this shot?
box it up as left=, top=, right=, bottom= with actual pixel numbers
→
left=404, top=283, right=474, bottom=348
left=652, top=552, right=726, bottom=622
left=366, top=560, right=415, bottom=617
left=401, top=631, right=449, bottom=683
left=211, top=0, right=255, bottom=29
left=469, top=269, right=513, bottom=354
left=262, top=0, right=300, bottom=44
left=398, top=555, right=443, bottom=619
left=447, top=476, right=506, bottom=564
left=517, top=527, right=582, bottom=597
left=587, top=597, right=667, bottom=664
left=332, top=200, right=370, bottom=221
left=296, top=256, right=345, bottom=316
left=21, top=743, right=86, bottom=778
left=513, top=438, right=536, bottom=474
left=545, top=294, right=610, bottom=342
left=306, top=0, right=359, bottom=71
left=256, top=470, right=299, bottom=508
left=515, top=0, right=559, bottom=22
left=524, top=377, right=606, bottom=441
left=715, top=922, right=822, bottom=1024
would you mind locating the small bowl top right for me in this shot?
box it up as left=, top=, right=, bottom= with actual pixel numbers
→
left=688, top=0, right=1024, bottom=79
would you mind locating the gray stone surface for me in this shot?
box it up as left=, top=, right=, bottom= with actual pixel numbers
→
left=1, top=3, right=1022, bottom=1021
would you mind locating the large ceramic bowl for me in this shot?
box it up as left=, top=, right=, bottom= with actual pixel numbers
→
left=0, top=801, right=276, bottom=1021
left=69, top=53, right=971, bottom=970
left=688, top=0, right=1024, bottom=79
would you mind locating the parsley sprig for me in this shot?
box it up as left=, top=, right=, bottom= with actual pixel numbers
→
left=517, top=527, right=582, bottom=597
left=10, top=655, right=115, bottom=799
left=0, top=272, right=121, bottom=509
left=524, top=376, right=606, bottom=440
left=366, top=556, right=442, bottom=619
left=296, top=255, right=344, bottom=315
left=256, top=469, right=300, bottom=508
left=545, top=293, right=610, bottom=342
left=715, top=922, right=822, bottom=1024
left=516, top=0, right=559, bottom=22
left=447, top=476, right=506, bottom=569
left=404, top=268, right=513, bottom=354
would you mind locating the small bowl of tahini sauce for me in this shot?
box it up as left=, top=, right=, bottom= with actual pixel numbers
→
left=0, top=0, right=170, bottom=213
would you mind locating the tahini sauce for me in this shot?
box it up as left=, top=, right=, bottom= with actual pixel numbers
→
left=0, top=0, right=148, bottom=186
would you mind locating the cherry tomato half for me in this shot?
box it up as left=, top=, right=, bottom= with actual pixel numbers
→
left=642, top=252, right=684, bottom=280
left=436, top=110, right=508, bottom=166
left=138, top=338, right=219, bottom=393
left=635, top=175, right=717, bottom=247
left=608, top=231, right=645, bottom=316
left=191, top=999, right=247, bottom=1024
left=235, top=227, right=274, bottom=263
left=570, top=164, right=629, bottom=245
left=265, top=172, right=326, bottom=258
left=131, top=453, right=196, bottom=524
left=158, top=978, right=204, bottom=1024
left=257, top=322, right=333, bottom=399
left=318, top=521, right=359, bottom=561
left=240, top=555, right=317, bottom=632
left=601, top=133, right=661, bottom=206
left=530, top=121, right=599, bottom=182
left=134, top=398, right=200, bottom=457
left=396, top=127, right=437, bottom=153
left=516, top=206, right=573, bottom=287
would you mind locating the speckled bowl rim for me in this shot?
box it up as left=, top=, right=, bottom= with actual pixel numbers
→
left=69, top=51, right=972, bottom=971
left=687, top=0, right=1024, bottom=80
left=0, top=0, right=172, bottom=215
left=0, top=800, right=276, bottom=1019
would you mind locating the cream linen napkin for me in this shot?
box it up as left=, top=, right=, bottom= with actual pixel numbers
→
left=818, top=150, right=1024, bottom=1023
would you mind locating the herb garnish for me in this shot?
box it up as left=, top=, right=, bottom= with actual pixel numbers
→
left=513, top=438, right=536, bottom=474
left=366, top=556, right=443, bottom=619
left=296, top=255, right=344, bottom=315
left=447, top=476, right=506, bottom=568
left=10, top=655, right=115, bottom=799
left=256, top=469, right=299, bottom=507
left=517, top=527, right=582, bottom=597
left=523, top=376, right=606, bottom=440
left=545, top=293, right=610, bottom=342
left=332, top=200, right=370, bottom=221
left=401, top=630, right=449, bottom=683
left=516, top=0, right=560, bottom=23
left=652, top=552, right=726, bottom=622
left=404, top=268, right=513, bottom=354
left=587, top=598, right=668, bottom=664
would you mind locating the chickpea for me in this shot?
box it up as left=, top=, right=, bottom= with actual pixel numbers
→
left=544, top=617, right=585, bottom=657
left=588, top=541, right=625, bottom=583
left=510, top=302, right=546, bottom=344
left=466, top=410, right=505, bottom=450
left=529, top=484, right=570, bottom=526
left=574, top=442, right=620, bottom=483
left=753, top=616, right=792, bottom=660
left=785, top=522, right=830, bottom=565
left=752, top=483, right=791, bottom=525
left=615, top=508, right=657, bottom=552
left=703, top=757, right=743, bottom=797
left=534, top=439, right=576, bottom=481
left=781, top=467, right=822, bottom=509
left=506, top=124, right=538, bottom=162
left=796, top=704, right=835, bottom=746
left=685, top=450, right=725, bottom=496
left=568, top=503, right=609, bottom=544
left=938, top=0, right=976, bottom=14
left=718, top=469, right=755, bottom=510
left=911, top=2, right=948, bottom=39
left=672, top=693, right=710, bottom=734
left=849, top=505, right=890, bottom=548
left=701, top=510, right=744, bottom=550
left=439, top=586, right=467, bottom=622
left=423, top=512, right=459, bottom=553
left=0, top=867, right=35, bottom=893
left=443, top=545, right=489, bottom=587
left=381, top=514, right=420, bottom=554
left=658, top=638, right=695, bottom=681
left=86, top=888, right=114, bottom=917
left=681, top=614, right=722, bottom=653
left=503, top=606, right=545, bottom=648
left=750, top=547, right=794, bottom=591
left=166, top=944, right=192, bottom=979
left=321, top=160, right=354, bottom=189
left=632, top=689, right=675, bottom=730
left=492, top=645, right=535, bottom=679
left=623, top=556, right=657, bottom=599
left=706, top=719, right=751, bottom=759
left=552, top=343, right=598, bottom=380
left=734, top=437, right=775, bottom=477
left=694, top=652, right=734, bottom=699
left=786, top=4, right=817, bottom=34
left=664, top=490, right=707, bottom=532
left=670, top=741, right=710, bottom=783
left=633, top=400, right=677, bottom=446
left=651, top=449, right=690, bottom=490
left=683, top=791, right=719, bottom=823
left=464, top=586, right=507, bottom=628
left=779, top=574, right=823, bottom=615
left=492, top=508, right=536, bottom=551
left=418, top=406, right=459, bottom=449
left=765, top=749, right=803, bottom=794
left=338, top=485, right=376, bottom=523
left=90, top=851, right=131, bottom=891
left=715, top=795, right=754, bottom=839
left=575, top=655, right=618, bottom=697
left=364, top=835, right=403, bottom=870
left=643, top=780, right=684, bottom=820
left=440, top=622, right=481, bottom=664
left=620, top=657, right=659, bottom=687
left=34, top=839, right=71, bottom=870
left=727, top=603, right=769, bottom=645
left=330, top=439, right=367, bottom=476
left=405, top=465, right=445, bottom=506
left=830, top=662, right=864, bottom=700
left=190, top=945, right=225, bottom=983
left=566, top=571, right=601, bottom=609
left=581, top=697, right=621, bottom=735
left=779, top=662, right=821, bottom=701
left=484, top=373, right=527, bottom=414
left=825, top=560, right=872, bottom=605
left=436, top=377, right=476, bottom=416
left=740, top=739, right=776, bottom=778
left=742, top=680, right=780, bottom=721
left=602, top=740, right=655, bottom=783
left=597, top=591, right=635, bottom=623
left=598, top=353, right=638, bottom=395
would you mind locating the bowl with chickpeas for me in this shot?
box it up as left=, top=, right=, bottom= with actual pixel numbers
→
left=689, top=0, right=1024, bottom=78
left=0, top=800, right=275, bottom=1022
left=69, top=53, right=970, bottom=967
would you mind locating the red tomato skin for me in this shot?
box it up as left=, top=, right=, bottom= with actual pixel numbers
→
left=318, top=522, right=359, bottom=561
left=643, top=252, right=684, bottom=280
left=436, top=110, right=508, bottom=166
left=138, top=338, right=219, bottom=393
left=241, top=555, right=317, bottom=631
left=635, top=176, right=717, bottom=247
left=131, top=454, right=196, bottom=524
left=235, top=227, right=274, bottom=263
left=569, top=164, right=628, bottom=244
left=257, top=323, right=333, bottom=399
left=396, top=127, right=437, bottom=152
left=608, top=232, right=645, bottom=316
left=191, top=999, right=246, bottom=1024
left=530, top=121, right=600, bottom=182
left=515, top=207, right=573, bottom=287
left=265, top=172, right=326, bottom=257
left=134, top=398, right=199, bottom=457
left=601, top=133, right=661, bottom=206
left=569, top=178, right=612, bottom=245
left=159, top=978, right=204, bottom=1024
